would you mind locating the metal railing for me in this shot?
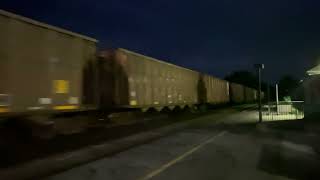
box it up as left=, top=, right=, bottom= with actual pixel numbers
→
left=262, top=101, right=304, bottom=121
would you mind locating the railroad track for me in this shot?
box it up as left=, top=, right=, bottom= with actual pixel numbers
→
left=0, top=104, right=254, bottom=170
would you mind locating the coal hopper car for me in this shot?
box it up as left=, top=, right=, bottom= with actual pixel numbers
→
left=0, top=9, right=262, bottom=120
left=199, top=74, right=230, bottom=104
left=244, top=87, right=258, bottom=103
left=98, top=48, right=200, bottom=111
left=229, top=83, right=245, bottom=103
left=0, top=9, right=97, bottom=118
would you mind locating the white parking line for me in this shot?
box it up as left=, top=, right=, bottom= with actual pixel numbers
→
left=138, top=131, right=227, bottom=180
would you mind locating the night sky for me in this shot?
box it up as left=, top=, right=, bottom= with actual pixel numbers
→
left=1, top=0, right=320, bottom=83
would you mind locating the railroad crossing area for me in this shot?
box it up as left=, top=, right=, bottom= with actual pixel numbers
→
left=44, top=108, right=320, bottom=180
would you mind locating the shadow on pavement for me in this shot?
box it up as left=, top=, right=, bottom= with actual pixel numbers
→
left=258, top=144, right=320, bottom=180
left=222, top=118, right=320, bottom=149
left=216, top=117, right=320, bottom=180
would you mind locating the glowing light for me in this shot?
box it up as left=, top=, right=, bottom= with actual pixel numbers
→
left=307, top=65, right=320, bottom=76
left=262, top=114, right=304, bottom=121
left=0, top=107, right=9, bottom=113
left=53, top=105, right=78, bottom=110
left=130, top=100, right=137, bottom=106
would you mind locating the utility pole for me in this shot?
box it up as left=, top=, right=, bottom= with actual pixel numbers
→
left=267, top=84, right=270, bottom=114
left=254, top=64, right=264, bottom=123
left=276, top=84, right=279, bottom=114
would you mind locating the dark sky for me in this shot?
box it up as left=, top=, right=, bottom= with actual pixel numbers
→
left=1, top=0, right=320, bottom=82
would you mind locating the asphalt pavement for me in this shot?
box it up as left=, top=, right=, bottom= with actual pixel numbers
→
left=45, top=109, right=320, bottom=180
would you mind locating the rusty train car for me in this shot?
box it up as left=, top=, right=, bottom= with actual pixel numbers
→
left=229, top=83, right=245, bottom=103
left=0, top=10, right=97, bottom=118
left=244, top=87, right=258, bottom=102
left=0, top=9, right=261, bottom=121
left=97, top=48, right=199, bottom=111
left=96, top=49, right=256, bottom=112
left=199, top=74, right=230, bottom=105
left=229, top=83, right=258, bottom=104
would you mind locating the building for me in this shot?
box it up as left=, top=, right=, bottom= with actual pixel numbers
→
left=304, top=64, right=320, bottom=114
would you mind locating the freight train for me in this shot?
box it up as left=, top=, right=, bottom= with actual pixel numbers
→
left=0, top=9, right=260, bottom=121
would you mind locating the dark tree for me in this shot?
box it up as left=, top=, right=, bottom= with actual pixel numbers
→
left=225, top=70, right=274, bottom=101
left=224, top=70, right=268, bottom=91
left=225, top=71, right=257, bottom=88
left=278, top=75, right=300, bottom=100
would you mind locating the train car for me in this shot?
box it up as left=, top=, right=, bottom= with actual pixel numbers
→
left=261, top=91, right=265, bottom=100
left=98, top=48, right=199, bottom=111
left=0, top=10, right=97, bottom=118
left=199, top=74, right=229, bottom=104
left=229, top=83, right=245, bottom=103
left=244, top=87, right=257, bottom=102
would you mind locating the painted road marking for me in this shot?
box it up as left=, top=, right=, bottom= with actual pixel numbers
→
left=138, top=131, right=227, bottom=180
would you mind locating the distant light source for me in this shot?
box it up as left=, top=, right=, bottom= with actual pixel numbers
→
left=307, top=71, right=320, bottom=76
left=254, top=64, right=264, bottom=69
left=307, top=65, right=320, bottom=76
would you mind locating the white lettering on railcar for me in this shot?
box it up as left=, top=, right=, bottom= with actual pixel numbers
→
left=130, top=91, right=136, bottom=97
left=39, top=98, right=52, bottom=105
left=49, top=57, right=59, bottom=63
left=69, top=97, right=79, bottom=104
left=28, top=106, right=44, bottom=110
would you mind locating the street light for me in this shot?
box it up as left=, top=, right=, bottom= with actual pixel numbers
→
left=254, top=64, right=264, bottom=123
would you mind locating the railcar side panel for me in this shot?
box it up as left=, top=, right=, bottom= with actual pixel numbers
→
left=0, top=10, right=97, bottom=115
left=201, top=75, right=229, bottom=104
left=244, top=87, right=256, bottom=102
left=230, top=83, right=245, bottom=103
left=99, top=49, right=199, bottom=109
